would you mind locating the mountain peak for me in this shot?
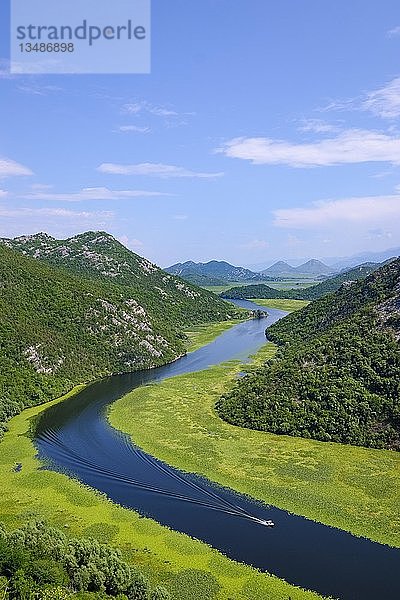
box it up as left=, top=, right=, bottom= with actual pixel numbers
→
left=262, top=261, right=296, bottom=275
left=297, top=259, right=332, bottom=275
left=14, top=232, right=56, bottom=243
left=67, top=231, right=116, bottom=245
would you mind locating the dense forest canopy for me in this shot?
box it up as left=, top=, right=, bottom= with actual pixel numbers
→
left=0, top=235, right=243, bottom=438
left=0, top=520, right=171, bottom=600
left=217, top=259, right=400, bottom=450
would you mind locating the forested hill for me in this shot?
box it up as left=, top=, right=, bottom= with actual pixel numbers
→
left=0, top=239, right=242, bottom=438
left=0, top=231, right=239, bottom=326
left=220, top=262, right=383, bottom=301
left=217, top=259, right=400, bottom=450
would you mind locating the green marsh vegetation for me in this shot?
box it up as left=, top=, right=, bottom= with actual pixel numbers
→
left=109, top=350, right=400, bottom=549
left=251, top=299, right=310, bottom=312
left=0, top=336, right=324, bottom=600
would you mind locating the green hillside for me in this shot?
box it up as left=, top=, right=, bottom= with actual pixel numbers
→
left=0, top=238, right=242, bottom=438
left=217, top=259, right=400, bottom=450
left=1, top=231, right=239, bottom=326
left=220, top=262, right=383, bottom=301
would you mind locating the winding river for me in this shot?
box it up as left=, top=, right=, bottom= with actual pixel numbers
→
left=34, top=300, right=400, bottom=600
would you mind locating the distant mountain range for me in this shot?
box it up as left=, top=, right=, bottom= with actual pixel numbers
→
left=221, top=262, right=383, bottom=301
left=247, top=247, right=400, bottom=273
left=166, top=260, right=274, bottom=285
left=166, top=258, right=336, bottom=284
left=262, top=259, right=334, bottom=277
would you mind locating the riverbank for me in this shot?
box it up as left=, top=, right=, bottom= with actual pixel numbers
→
left=0, top=317, right=326, bottom=600
left=251, top=298, right=310, bottom=311
left=109, top=350, right=400, bottom=549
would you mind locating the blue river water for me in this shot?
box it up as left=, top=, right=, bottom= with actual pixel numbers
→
left=34, top=300, right=400, bottom=600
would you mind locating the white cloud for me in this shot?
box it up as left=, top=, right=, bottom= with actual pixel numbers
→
left=98, top=163, right=224, bottom=179
left=318, top=97, right=357, bottom=113
left=123, top=101, right=179, bottom=117
left=0, top=190, right=8, bottom=197
left=387, top=26, right=400, bottom=37
left=297, top=119, right=340, bottom=134
left=362, top=77, right=400, bottom=118
left=123, top=103, right=142, bottom=114
left=172, top=214, right=188, bottom=220
left=118, top=125, right=151, bottom=133
left=273, top=194, right=400, bottom=228
left=0, top=157, right=33, bottom=177
left=22, top=186, right=171, bottom=201
left=321, top=77, right=400, bottom=120
left=121, top=101, right=193, bottom=128
left=17, top=83, right=63, bottom=96
left=218, top=129, right=400, bottom=167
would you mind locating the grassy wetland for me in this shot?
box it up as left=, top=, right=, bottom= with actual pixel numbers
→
left=0, top=323, right=327, bottom=600
left=109, top=349, right=400, bottom=549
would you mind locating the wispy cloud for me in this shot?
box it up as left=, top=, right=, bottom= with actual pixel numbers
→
left=117, top=125, right=151, bottom=133
left=97, top=163, right=224, bottom=179
left=172, top=214, right=188, bottom=220
left=273, top=194, right=400, bottom=228
left=319, top=76, right=400, bottom=120
left=22, top=186, right=171, bottom=201
left=217, top=129, right=400, bottom=167
left=0, top=190, right=8, bottom=197
left=318, top=97, right=357, bottom=113
left=122, top=101, right=179, bottom=117
left=17, top=83, right=63, bottom=96
left=297, top=118, right=340, bottom=134
left=387, top=25, right=400, bottom=37
left=121, top=100, right=193, bottom=128
left=362, top=77, right=400, bottom=118
left=0, top=157, right=33, bottom=178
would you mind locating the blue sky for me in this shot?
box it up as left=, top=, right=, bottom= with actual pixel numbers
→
left=1, top=0, right=400, bottom=267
